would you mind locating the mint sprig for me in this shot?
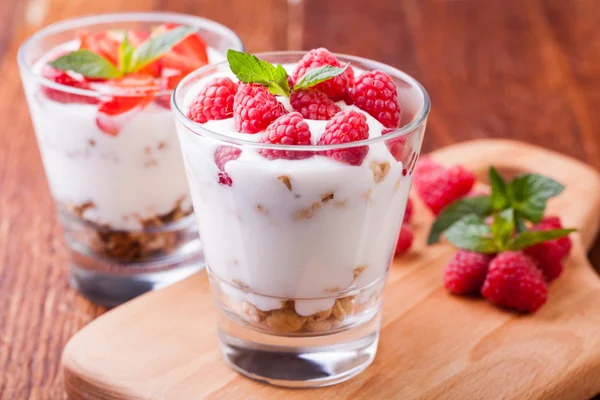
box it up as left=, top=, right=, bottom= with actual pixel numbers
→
left=428, top=167, right=567, bottom=243
left=49, top=26, right=199, bottom=79
left=445, top=212, right=574, bottom=254
left=129, top=26, right=198, bottom=72
left=227, top=49, right=348, bottom=97
left=49, top=50, right=121, bottom=79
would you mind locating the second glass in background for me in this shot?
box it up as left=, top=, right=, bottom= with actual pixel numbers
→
left=18, top=12, right=244, bottom=306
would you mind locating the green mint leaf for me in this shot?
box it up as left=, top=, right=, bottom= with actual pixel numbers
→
left=427, top=196, right=492, bottom=244
left=227, top=50, right=291, bottom=96
left=489, top=167, right=510, bottom=211
left=130, top=25, right=198, bottom=72
left=119, top=35, right=134, bottom=74
left=444, top=215, right=498, bottom=254
left=508, top=228, right=576, bottom=251
left=228, top=49, right=280, bottom=83
left=491, top=208, right=514, bottom=250
left=49, top=50, right=121, bottom=79
left=293, top=64, right=349, bottom=91
left=507, top=174, right=564, bottom=222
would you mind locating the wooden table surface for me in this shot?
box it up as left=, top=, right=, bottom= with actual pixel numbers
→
left=1, top=0, right=600, bottom=398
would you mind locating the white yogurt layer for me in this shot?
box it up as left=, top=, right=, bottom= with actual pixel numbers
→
left=25, top=43, right=224, bottom=230
left=178, top=64, right=413, bottom=316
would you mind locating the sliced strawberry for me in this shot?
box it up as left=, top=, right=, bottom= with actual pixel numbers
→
left=40, top=65, right=98, bottom=104
left=95, top=73, right=157, bottom=135
left=154, top=24, right=209, bottom=72
left=79, top=31, right=120, bottom=66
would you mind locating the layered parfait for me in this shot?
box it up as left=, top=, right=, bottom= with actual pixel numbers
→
left=23, top=23, right=224, bottom=265
left=175, top=49, right=425, bottom=335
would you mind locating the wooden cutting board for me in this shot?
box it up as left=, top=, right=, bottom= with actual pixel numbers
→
left=62, top=139, right=600, bottom=400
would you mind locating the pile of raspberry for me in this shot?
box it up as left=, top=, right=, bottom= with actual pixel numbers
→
left=396, top=156, right=573, bottom=313
left=443, top=215, right=572, bottom=313
left=186, top=48, right=402, bottom=185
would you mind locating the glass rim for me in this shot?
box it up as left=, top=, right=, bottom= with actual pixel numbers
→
left=17, top=11, right=244, bottom=98
left=171, top=51, right=431, bottom=151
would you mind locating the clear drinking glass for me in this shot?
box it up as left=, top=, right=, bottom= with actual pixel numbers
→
left=172, top=52, right=430, bottom=387
left=17, top=13, right=243, bottom=306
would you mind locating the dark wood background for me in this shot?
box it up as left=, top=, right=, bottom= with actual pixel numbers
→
left=1, top=0, right=600, bottom=398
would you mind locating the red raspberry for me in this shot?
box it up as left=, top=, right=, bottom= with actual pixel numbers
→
left=214, top=146, right=241, bottom=186
left=41, top=65, right=98, bottom=104
left=258, top=112, right=313, bottom=160
left=395, top=223, right=414, bottom=255
left=481, top=251, right=548, bottom=313
left=290, top=89, right=341, bottom=120
left=233, top=84, right=286, bottom=133
left=443, top=250, right=493, bottom=294
left=415, top=165, right=476, bottom=214
left=532, top=216, right=572, bottom=258
left=403, top=197, right=413, bottom=223
left=524, top=242, right=564, bottom=282
left=188, top=77, right=238, bottom=124
left=292, top=48, right=349, bottom=101
left=350, top=70, right=401, bottom=129
left=317, top=110, right=369, bottom=166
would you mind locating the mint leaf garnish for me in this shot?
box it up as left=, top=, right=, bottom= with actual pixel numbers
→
left=130, top=25, right=198, bottom=72
left=49, top=50, right=121, bottom=79
left=444, top=215, right=498, bottom=254
left=489, top=167, right=510, bottom=211
left=427, top=196, right=491, bottom=244
left=227, top=49, right=290, bottom=96
left=119, top=35, right=134, bottom=74
left=507, top=174, right=564, bottom=222
left=508, top=228, right=576, bottom=251
left=491, top=208, right=514, bottom=249
left=293, top=64, right=349, bottom=91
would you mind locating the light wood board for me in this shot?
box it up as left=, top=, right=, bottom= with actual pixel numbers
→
left=62, top=139, right=600, bottom=400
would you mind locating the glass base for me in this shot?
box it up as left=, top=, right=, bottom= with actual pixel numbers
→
left=69, top=249, right=204, bottom=307
left=218, top=312, right=380, bottom=388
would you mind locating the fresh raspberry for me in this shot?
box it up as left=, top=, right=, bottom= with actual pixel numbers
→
left=443, top=250, right=493, bottom=294
left=188, top=77, right=238, bottom=123
left=415, top=165, right=476, bottom=214
left=395, top=224, right=414, bottom=255
left=403, top=197, right=413, bottom=223
left=532, top=216, right=572, bottom=258
left=290, top=89, right=341, bottom=120
left=481, top=251, right=548, bottom=313
left=317, top=110, right=369, bottom=165
left=214, top=146, right=241, bottom=186
left=233, top=84, right=286, bottom=133
left=40, top=65, right=98, bottom=104
left=350, top=70, right=401, bottom=129
left=292, top=48, right=349, bottom=101
left=524, top=242, right=564, bottom=282
left=258, top=112, right=313, bottom=160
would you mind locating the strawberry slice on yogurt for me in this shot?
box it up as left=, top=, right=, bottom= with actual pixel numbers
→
left=95, top=73, right=157, bottom=135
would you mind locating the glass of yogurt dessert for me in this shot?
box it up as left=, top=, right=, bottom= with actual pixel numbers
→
left=172, top=49, right=429, bottom=387
left=17, top=13, right=243, bottom=306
